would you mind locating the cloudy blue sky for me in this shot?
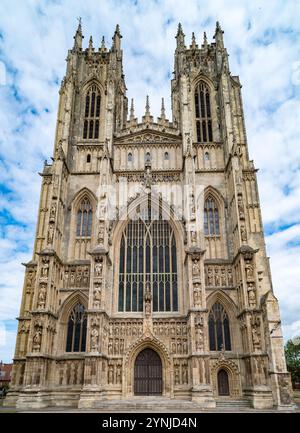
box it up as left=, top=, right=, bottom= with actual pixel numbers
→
left=0, top=0, right=300, bottom=363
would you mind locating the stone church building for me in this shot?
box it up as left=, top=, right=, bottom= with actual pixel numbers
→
left=4, top=21, right=294, bottom=410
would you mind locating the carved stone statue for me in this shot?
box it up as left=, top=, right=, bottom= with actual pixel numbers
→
left=94, top=260, right=103, bottom=277
left=37, top=284, right=47, bottom=309
left=144, top=282, right=152, bottom=318
left=192, top=259, right=200, bottom=276
left=245, top=261, right=254, bottom=280
left=33, top=329, right=42, bottom=352
left=247, top=283, right=256, bottom=307
left=93, top=287, right=102, bottom=309
left=90, top=327, right=99, bottom=351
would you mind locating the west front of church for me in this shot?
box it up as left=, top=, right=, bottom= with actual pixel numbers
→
left=4, top=21, right=294, bottom=410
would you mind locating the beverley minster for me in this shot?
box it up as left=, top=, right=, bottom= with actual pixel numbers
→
left=4, top=21, right=295, bottom=410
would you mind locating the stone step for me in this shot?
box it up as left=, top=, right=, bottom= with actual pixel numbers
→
left=93, top=397, right=202, bottom=412
left=216, top=399, right=251, bottom=409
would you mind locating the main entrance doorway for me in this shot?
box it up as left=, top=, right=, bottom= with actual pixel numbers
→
left=134, top=348, right=162, bottom=396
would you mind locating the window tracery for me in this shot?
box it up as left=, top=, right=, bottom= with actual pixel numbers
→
left=204, top=196, right=220, bottom=236
left=208, top=302, right=231, bottom=351
left=195, top=81, right=213, bottom=143
left=76, top=197, right=93, bottom=237
left=83, top=84, right=101, bottom=139
left=118, top=205, right=178, bottom=312
left=66, top=303, right=87, bottom=352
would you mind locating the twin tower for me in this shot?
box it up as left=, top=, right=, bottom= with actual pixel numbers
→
left=4, top=21, right=294, bottom=410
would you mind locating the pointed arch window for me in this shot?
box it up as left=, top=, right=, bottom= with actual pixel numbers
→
left=204, top=196, right=220, bottom=236
left=76, top=197, right=93, bottom=237
left=83, top=84, right=101, bottom=139
left=66, top=303, right=87, bottom=352
left=118, top=203, right=178, bottom=313
left=195, top=81, right=213, bottom=143
left=208, top=302, right=231, bottom=351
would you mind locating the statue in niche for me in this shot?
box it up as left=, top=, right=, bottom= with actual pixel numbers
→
left=192, top=259, right=200, bottom=276
left=41, top=259, right=49, bottom=278
left=90, top=327, right=99, bottom=351
left=116, top=364, right=122, bottom=384
left=33, top=328, right=42, bottom=352
left=144, top=282, right=152, bottom=318
left=50, top=203, right=57, bottom=221
left=93, top=286, right=102, bottom=309
left=193, top=283, right=201, bottom=307
left=214, top=268, right=220, bottom=286
left=191, top=231, right=197, bottom=246
left=228, top=268, right=233, bottom=285
left=98, top=225, right=105, bottom=245
left=47, top=223, right=55, bottom=244
left=247, top=283, right=256, bottom=307
left=108, top=365, right=114, bottom=384
left=221, top=267, right=227, bottom=286
left=240, top=224, right=247, bottom=242
left=108, top=340, right=113, bottom=355
left=37, top=284, right=47, bottom=309
left=245, top=260, right=254, bottom=280
left=206, top=267, right=213, bottom=286
left=94, top=259, right=103, bottom=277
left=237, top=194, right=245, bottom=219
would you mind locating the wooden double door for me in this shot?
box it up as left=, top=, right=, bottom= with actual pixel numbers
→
left=134, top=348, right=162, bottom=396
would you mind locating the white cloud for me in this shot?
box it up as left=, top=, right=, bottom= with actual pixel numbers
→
left=0, top=0, right=299, bottom=362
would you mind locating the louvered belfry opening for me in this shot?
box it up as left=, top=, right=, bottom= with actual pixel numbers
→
left=134, top=348, right=162, bottom=396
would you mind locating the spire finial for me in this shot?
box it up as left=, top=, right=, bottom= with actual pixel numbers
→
left=88, top=36, right=94, bottom=56
left=190, top=32, right=198, bottom=49
left=130, top=98, right=135, bottom=120
left=145, top=95, right=150, bottom=116
left=73, top=17, right=84, bottom=50
left=175, top=22, right=185, bottom=51
left=161, top=98, right=166, bottom=119
left=100, top=36, right=106, bottom=52
left=203, top=31, right=208, bottom=47
left=214, top=21, right=224, bottom=47
left=112, top=24, right=122, bottom=51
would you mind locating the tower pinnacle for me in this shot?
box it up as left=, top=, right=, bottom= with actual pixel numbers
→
left=112, top=24, right=122, bottom=51
left=175, top=23, right=185, bottom=50
left=73, top=17, right=84, bottom=51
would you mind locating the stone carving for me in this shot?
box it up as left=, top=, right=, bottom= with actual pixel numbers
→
left=64, top=265, right=90, bottom=288
left=205, top=265, right=234, bottom=287
left=193, top=283, right=202, bottom=307
left=251, top=315, right=261, bottom=351
left=144, top=282, right=152, bottom=318
left=49, top=203, right=57, bottom=221
left=192, top=258, right=200, bottom=276
left=195, top=314, right=204, bottom=352
left=240, top=224, right=247, bottom=242
left=37, top=283, right=47, bottom=309
left=90, top=327, right=99, bottom=352
left=47, top=222, right=55, bottom=245
left=94, top=257, right=103, bottom=277
left=26, top=269, right=36, bottom=293
left=93, top=284, right=102, bottom=309
left=97, top=224, right=105, bottom=245
left=174, top=360, right=189, bottom=385
left=41, top=258, right=50, bottom=278
left=237, top=193, right=245, bottom=220
left=191, top=231, right=197, bottom=246
left=245, top=260, right=254, bottom=281
left=32, top=324, right=43, bottom=352
left=247, top=283, right=256, bottom=308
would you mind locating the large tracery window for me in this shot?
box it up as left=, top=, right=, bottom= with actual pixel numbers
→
left=118, top=206, right=178, bottom=313
left=83, top=84, right=101, bottom=139
left=66, top=303, right=87, bottom=352
left=195, top=81, right=213, bottom=143
left=204, top=196, right=220, bottom=236
left=76, top=197, right=93, bottom=237
left=208, top=302, right=231, bottom=351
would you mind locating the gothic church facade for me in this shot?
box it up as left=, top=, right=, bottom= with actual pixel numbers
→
left=5, top=22, right=294, bottom=410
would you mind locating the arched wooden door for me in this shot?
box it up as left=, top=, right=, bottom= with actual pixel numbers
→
left=134, top=348, right=162, bottom=395
left=217, top=369, right=230, bottom=396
